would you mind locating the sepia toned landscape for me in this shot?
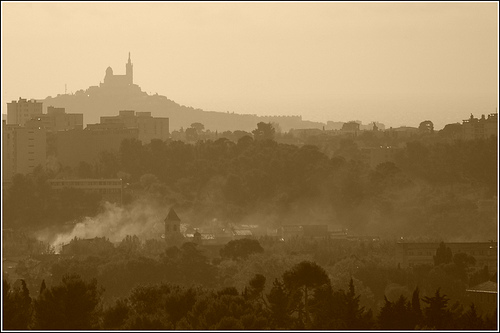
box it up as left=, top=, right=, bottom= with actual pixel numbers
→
left=2, top=2, right=498, bottom=331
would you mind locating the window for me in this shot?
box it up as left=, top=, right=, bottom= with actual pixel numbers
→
left=166, top=225, right=170, bottom=232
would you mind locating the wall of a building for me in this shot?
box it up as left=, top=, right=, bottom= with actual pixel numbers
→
left=54, top=128, right=138, bottom=167
left=7, top=98, right=43, bottom=126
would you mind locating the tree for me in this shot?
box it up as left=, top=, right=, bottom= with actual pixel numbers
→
left=102, top=299, right=130, bottom=329
left=3, top=279, right=32, bottom=330
left=460, top=303, right=484, bottom=330
left=422, top=288, right=451, bottom=329
left=33, top=274, right=102, bottom=330
left=266, top=278, right=291, bottom=329
left=282, top=261, right=331, bottom=328
left=419, top=120, right=434, bottom=133
left=342, top=277, right=372, bottom=329
left=469, top=265, right=490, bottom=288
left=433, top=242, right=452, bottom=266
left=378, top=295, right=414, bottom=329
left=220, top=238, right=264, bottom=260
left=185, top=127, right=199, bottom=142
left=190, top=122, right=205, bottom=133
left=252, top=122, right=275, bottom=141
left=410, top=286, right=422, bottom=326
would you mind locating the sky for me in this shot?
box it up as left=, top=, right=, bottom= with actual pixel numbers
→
left=1, top=2, right=498, bottom=129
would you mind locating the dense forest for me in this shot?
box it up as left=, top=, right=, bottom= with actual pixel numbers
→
left=3, top=233, right=497, bottom=330
left=4, top=255, right=496, bottom=330
left=3, top=126, right=497, bottom=241
left=3, top=123, right=497, bottom=330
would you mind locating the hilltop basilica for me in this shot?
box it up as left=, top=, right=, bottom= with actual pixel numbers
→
left=99, top=52, right=140, bottom=91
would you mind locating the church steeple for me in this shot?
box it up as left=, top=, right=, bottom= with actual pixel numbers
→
left=126, top=52, right=133, bottom=84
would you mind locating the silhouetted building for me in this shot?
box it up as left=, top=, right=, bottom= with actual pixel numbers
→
left=100, top=52, right=134, bottom=87
left=385, top=126, right=419, bottom=139
left=341, top=121, right=360, bottom=134
left=325, top=121, right=344, bottom=131
left=25, top=106, right=83, bottom=132
left=7, top=97, right=43, bottom=126
left=54, top=126, right=138, bottom=167
left=462, top=113, right=498, bottom=140
left=47, top=178, right=123, bottom=203
left=164, top=208, right=184, bottom=246
left=100, top=110, right=169, bottom=143
left=397, top=241, right=497, bottom=273
left=279, top=224, right=329, bottom=240
left=2, top=121, right=46, bottom=180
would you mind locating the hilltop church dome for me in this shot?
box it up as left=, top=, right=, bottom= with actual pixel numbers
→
left=106, top=66, right=113, bottom=75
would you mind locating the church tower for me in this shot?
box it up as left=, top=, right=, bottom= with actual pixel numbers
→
left=164, top=207, right=184, bottom=247
left=126, top=52, right=133, bottom=84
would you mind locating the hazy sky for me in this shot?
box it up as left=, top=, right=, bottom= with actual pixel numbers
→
left=2, top=2, right=498, bottom=129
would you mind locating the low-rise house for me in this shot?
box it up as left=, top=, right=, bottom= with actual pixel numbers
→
left=465, top=281, right=497, bottom=315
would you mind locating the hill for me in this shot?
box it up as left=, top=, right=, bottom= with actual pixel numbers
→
left=42, top=83, right=325, bottom=132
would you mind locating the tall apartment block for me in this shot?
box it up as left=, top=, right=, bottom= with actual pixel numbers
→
left=2, top=120, right=46, bottom=181
left=7, top=98, right=43, bottom=126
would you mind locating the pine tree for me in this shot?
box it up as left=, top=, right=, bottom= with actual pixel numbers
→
left=433, top=242, right=452, bottom=265
left=2, top=279, right=33, bottom=330
left=422, top=288, right=451, bottom=329
left=410, top=286, right=422, bottom=326
left=266, top=278, right=291, bottom=329
left=343, top=278, right=367, bottom=329
left=461, top=303, right=484, bottom=330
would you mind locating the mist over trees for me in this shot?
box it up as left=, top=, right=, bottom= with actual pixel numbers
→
left=3, top=127, right=496, bottom=241
left=3, top=121, right=497, bottom=330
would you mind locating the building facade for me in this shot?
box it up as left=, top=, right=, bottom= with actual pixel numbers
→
left=462, top=113, right=498, bottom=140
left=54, top=127, right=138, bottom=167
left=397, top=242, right=498, bottom=273
left=100, top=110, right=169, bottom=143
left=465, top=281, right=497, bottom=315
left=2, top=121, right=46, bottom=181
left=25, top=106, right=83, bottom=132
left=48, top=178, right=123, bottom=203
left=7, top=98, right=43, bottom=126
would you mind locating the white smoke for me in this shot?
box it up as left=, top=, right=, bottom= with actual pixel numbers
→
left=41, top=199, right=168, bottom=253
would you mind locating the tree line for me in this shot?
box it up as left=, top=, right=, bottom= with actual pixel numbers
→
left=3, top=131, right=497, bottom=241
left=4, top=259, right=495, bottom=330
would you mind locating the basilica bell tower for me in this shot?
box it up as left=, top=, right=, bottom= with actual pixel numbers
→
left=126, top=52, right=133, bottom=84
